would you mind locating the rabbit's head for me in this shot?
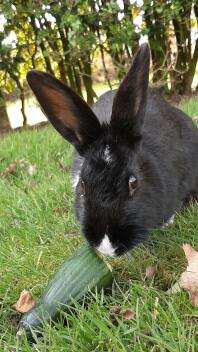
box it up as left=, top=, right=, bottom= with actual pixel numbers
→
left=27, top=44, right=158, bottom=256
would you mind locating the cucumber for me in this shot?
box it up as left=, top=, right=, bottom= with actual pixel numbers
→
left=17, top=244, right=113, bottom=341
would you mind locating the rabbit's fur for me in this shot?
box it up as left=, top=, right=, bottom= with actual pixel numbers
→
left=27, top=44, right=198, bottom=256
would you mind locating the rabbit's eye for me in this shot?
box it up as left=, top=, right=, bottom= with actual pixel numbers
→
left=79, top=180, right=86, bottom=196
left=129, top=176, right=138, bottom=195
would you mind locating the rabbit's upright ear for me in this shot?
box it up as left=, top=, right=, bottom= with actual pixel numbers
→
left=111, top=43, right=150, bottom=141
left=26, top=71, right=101, bottom=154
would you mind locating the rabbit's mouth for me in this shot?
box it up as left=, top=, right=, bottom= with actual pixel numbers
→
left=95, top=235, right=134, bottom=257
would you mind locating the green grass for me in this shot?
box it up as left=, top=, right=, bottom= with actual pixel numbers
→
left=0, top=98, right=198, bottom=351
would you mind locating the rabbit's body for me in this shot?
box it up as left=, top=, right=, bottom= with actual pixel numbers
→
left=27, top=44, right=198, bottom=257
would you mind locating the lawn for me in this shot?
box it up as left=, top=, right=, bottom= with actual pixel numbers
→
left=0, top=98, right=198, bottom=351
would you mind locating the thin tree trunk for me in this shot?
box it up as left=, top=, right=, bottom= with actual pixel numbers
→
left=30, top=16, right=54, bottom=75
left=144, top=1, right=168, bottom=86
left=172, top=1, right=193, bottom=93
left=0, top=88, right=10, bottom=129
left=183, top=39, right=198, bottom=94
left=182, top=3, right=198, bottom=94
left=96, top=29, right=112, bottom=90
left=42, top=18, right=68, bottom=83
left=16, top=80, right=27, bottom=125
left=10, top=73, right=27, bottom=125
left=81, top=57, right=97, bottom=106
left=39, top=42, right=54, bottom=75
left=31, top=41, right=37, bottom=69
left=56, top=24, right=76, bottom=90
left=73, top=66, right=83, bottom=97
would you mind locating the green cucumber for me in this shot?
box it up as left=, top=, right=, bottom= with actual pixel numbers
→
left=17, top=244, right=113, bottom=341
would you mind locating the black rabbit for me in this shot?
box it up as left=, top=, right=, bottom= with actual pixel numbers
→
left=27, top=43, right=198, bottom=257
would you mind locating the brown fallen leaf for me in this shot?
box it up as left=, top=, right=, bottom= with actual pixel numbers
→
left=58, top=161, right=70, bottom=172
left=53, top=207, right=69, bottom=215
left=123, top=309, right=135, bottom=320
left=12, top=290, right=36, bottom=313
left=180, top=244, right=198, bottom=307
left=111, top=306, right=121, bottom=315
left=1, top=159, right=28, bottom=177
left=110, top=306, right=135, bottom=325
left=145, top=265, right=156, bottom=279
left=58, top=161, right=66, bottom=171
left=1, top=161, right=17, bottom=176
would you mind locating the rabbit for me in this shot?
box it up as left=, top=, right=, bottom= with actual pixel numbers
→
left=26, top=43, right=198, bottom=257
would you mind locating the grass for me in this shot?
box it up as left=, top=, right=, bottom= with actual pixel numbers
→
left=0, top=98, right=198, bottom=351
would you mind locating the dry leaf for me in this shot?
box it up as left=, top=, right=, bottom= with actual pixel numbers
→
left=180, top=244, right=198, bottom=307
left=1, top=159, right=28, bottom=177
left=1, top=161, right=17, bottom=176
left=145, top=265, right=156, bottom=279
left=58, top=161, right=70, bottom=172
left=28, top=164, right=36, bottom=176
left=110, top=306, right=135, bottom=325
left=123, top=309, right=135, bottom=320
left=111, top=306, right=121, bottom=315
left=59, top=161, right=66, bottom=171
left=53, top=207, right=69, bottom=215
left=12, top=290, right=35, bottom=313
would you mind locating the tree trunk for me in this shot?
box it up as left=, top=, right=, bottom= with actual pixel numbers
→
left=183, top=39, right=198, bottom=94
left=99, top=0, right=124, bottom=79
left=10, top=73, right=27, bottom=125
left=0, top=88, right=10, bottom=129
left=182, top=3, right=198, bottom=94
left=39, top=42, right=54, bottom=75
left=88, top=2, right=112, bottom=90
left=57, top=27, right=76, bottom=91
left=31, top=42, right=37, bottom=69
left=30, top=15, right=54, bottom=75
left=81, top=56, right=97, bottom=106
left=73, top=66, right=83, bottom=97
left=96, top=29, right=112, bottom=90
left=144, top=1, right=168, bottom=86
left=16, top=80, right=27, bottom=125
left=172, top=1, right=193, bottom=93
left=42, top=18, right=68, bottom=83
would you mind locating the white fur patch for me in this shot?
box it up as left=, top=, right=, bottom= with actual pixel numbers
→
left=163, top=214, right=175, bottom=228
left=72, top=174, right=80, bottom=188
left=104, top=145, right=111, bottom=163
left=96, top=234, right=117, bottom=257
left=72, top=160, right=83, bottom=189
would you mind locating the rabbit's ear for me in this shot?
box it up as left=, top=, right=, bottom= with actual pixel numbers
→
left=111, top=43, right=150, bottom=140
left=26, top=71, right=101, bottom=154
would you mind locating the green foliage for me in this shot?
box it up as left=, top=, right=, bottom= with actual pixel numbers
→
left=0, top=0, right=197, bottom=112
